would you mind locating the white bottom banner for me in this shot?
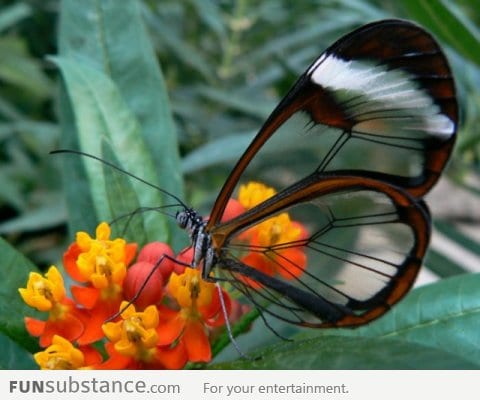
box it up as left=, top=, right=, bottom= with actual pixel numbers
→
left=1, top=370, right=478, bottom=400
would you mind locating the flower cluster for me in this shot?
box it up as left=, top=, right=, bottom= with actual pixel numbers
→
left=236, top=182, right=308, bottom=287
left=19, top=182, right=307, bottom=369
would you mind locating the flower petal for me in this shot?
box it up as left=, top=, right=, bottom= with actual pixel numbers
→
left=239, top=182, right=276, bottom=210
left=238, top=253, right=274, bottom=289
left=96, top=222, right=111, bottom=241
left=115, top=339, right=137, bottom=357
left=63, top=243, right=87, bottom=283
left=156, top=342, right=188, bottom=370
left=24, top=317, right=46, bottom=337
left=96, top=342, right=132, bottom=369
left=125, top=243, right=138, bottom=267
left=102, top=321, right=123, bottom=343
left=39, top=313, right=85, bottom=348
left=183, top=321, right=211, bottom=363
left=203, top=289, right=231, bottom=327
left=277, top=248, right=307, bottom=280
left=34, top=335, right=85, bottom=369
left=156, top=310, right=184, bottom=346
left=71, top=285, right=99, bottom=309
left=45, top=266, right=66, bottom=301
left=220, top=199, right=245, bottom=222
left=76, top=305, right=112, bottom=345
left=142, top=305, right=160, bottom=329
left=81, top=345, right=103, bottom=366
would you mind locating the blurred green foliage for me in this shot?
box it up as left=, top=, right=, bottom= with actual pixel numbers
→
left=0, top=0, right=479, bottom=369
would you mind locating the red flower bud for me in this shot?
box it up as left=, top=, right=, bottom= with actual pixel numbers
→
left=137, top=242, right=175, bottom=281
left=123, top=261, right=164, bottom=310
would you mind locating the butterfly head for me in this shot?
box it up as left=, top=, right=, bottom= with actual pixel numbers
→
left=176, top=208, right=200, bottom=230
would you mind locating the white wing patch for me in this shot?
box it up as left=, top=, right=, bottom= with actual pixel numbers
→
left=308, top=54, right=455, bottom=139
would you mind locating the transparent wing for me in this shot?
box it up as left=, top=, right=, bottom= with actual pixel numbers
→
left=210, top=175, right=430, bottom=327
left=207, top=19, right=457, bottom=228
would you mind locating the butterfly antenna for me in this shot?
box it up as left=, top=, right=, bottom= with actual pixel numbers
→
left=109, top=204, right=181, bottom=235
left=50, top=149, right=188, bottom=209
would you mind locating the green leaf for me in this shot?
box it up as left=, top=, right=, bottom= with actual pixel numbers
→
left=182, top=131, right=255, bottom=173
left=216, top=274, right=480, bottom=368
left=355, top=273, right=480, bottom=367
left=100, top=141, right=148, bottom=245
left=0, top=2, right=31, bottom=33
left=0, top=37, right=51, bottom=100
left=15, top=121, right=60, bottom=157
left=213, top=335, right=476, bottom=369
left=0, top=333, right=36, bottom=369
left=0, top=202, right=67, bottom=234
left=148, top=16, right=216, bottom=82
left=402, top=0, right=480, bottom=66
left=57, top=0, right=183, bottom=247
left=0, top=237, right=41, bottom=353
left=0, top=169, right=26, bottom=211
left=197, top=86, right=274, bottom=119
left=52, top=56, right=168, bottom=244
left=235, top=18, right=354, bottom=72
left=188, top=0, right=227, bottom=39
left=56, top=85, right=98, bottom=236
left=214, top=315, right=309, bottom=364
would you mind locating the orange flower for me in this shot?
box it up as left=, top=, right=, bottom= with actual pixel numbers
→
left=157, top=268, right=230, bottom=365
left=101, top=302, right=185, bottom=369
left=21, top=182, right=294, bottom=369
left=236, top=182, right=308, bottom=284
left=64, top=222, right=136, bottom=288
left=34, top=335, right=102, bottom=370
left=62, top=222, right=137, bottom=344
left=19, top=266, right=87, bottom=347
left=103, top=303, right=159, bottom=358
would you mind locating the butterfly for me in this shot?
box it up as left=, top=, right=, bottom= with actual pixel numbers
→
left=56, top=19, right=457, bottom=331
left=175, top=19, right=457, bottom=329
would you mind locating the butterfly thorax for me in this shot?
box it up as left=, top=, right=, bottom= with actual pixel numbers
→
left=176, top=208, right=216, bottom=279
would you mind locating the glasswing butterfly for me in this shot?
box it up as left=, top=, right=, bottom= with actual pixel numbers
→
left=57, top=19, right=457, bottom=331
left=174, top=19, right=457, bottom=329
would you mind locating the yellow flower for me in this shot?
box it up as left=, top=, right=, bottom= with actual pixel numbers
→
left=156, top=268, right=228, bottom=364
left=102, top=302, right=159, bottom=360
left=34, top=335, right=85, bottom=370
left=168, top=268, right=214, bottom=311
left=237, top=181, right=302, bottom=246
left=75, top=222, right=128, bottom=289
left=256, top=213, right=302, bottom=247
left=238, top=181, right=276, bottom=210
left=19, top=266, right=65, bottom=312
left=235, top=181, right=308, bottom=286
